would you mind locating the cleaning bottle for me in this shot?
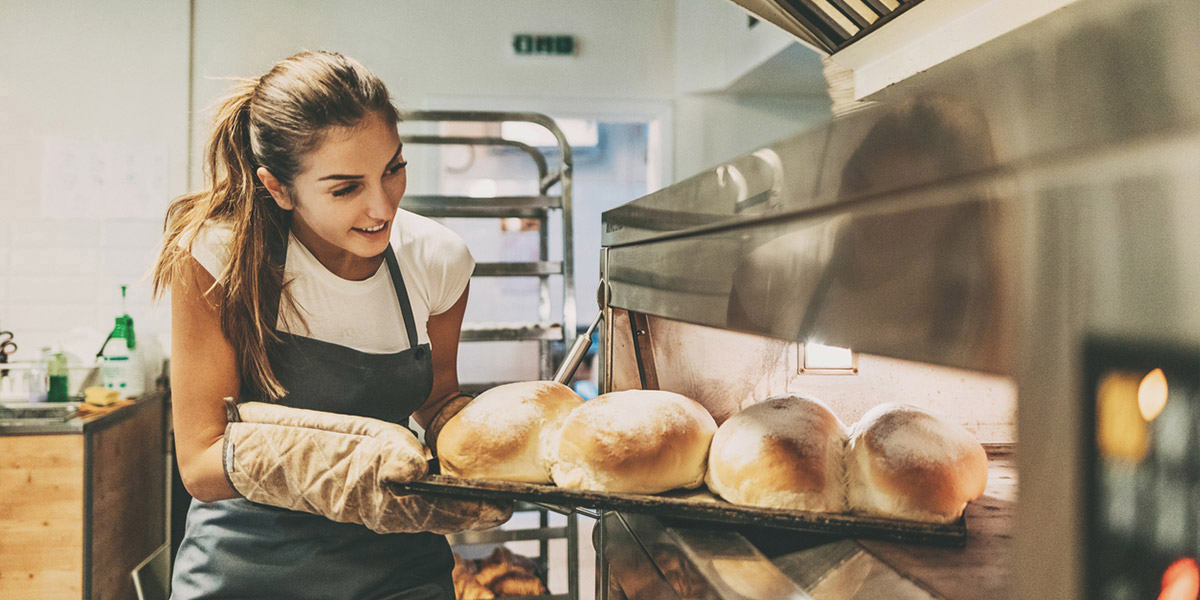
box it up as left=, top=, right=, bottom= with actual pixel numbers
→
left=47, top=349, right=70, bottom=402
left=97, top=285, right=143, bottom=399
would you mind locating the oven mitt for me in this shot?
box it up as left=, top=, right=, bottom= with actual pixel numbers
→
left=223, top=400, right=513, bottom=535
left=424, top=392, right=476, bottom=456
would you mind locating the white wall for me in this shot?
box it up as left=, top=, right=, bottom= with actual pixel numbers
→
left=829, top=0, right=1082, bottom=100
left=0, top=0, right=190, bottom=374
left=190, top=0, right=677, bottom=185
left=0, top=0, right=836, bottom=383
left=671, top=0, right=832, bottom=178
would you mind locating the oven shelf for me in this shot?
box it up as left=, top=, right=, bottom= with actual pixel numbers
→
left=393, top=475, right=968, bottom=547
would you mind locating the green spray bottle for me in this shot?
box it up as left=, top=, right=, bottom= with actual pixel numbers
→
left=97, top=285, right=143, bottom=398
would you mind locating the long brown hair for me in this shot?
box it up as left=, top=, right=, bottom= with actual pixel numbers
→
left=152, top=51, right=400, bottom=400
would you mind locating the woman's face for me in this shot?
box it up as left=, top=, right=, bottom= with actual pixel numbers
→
left=275, top=112, right=407, bottom=279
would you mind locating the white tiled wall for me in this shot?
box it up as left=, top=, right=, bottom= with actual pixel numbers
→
left=0, top=217, right=169, bottom=374
left=0, top=0, right=189, bottom=380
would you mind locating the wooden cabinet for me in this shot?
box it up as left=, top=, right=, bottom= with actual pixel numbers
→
left=0, top=394, right=167, bottom=599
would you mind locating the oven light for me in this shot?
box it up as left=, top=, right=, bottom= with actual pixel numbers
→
left=801, top=342, right=856, bottom=373
left=1158, top=557, right=1199, bottom=600
left=1139, top=368, right=1169, bottom=422
left=1097, top=371, right=1149, bottom=462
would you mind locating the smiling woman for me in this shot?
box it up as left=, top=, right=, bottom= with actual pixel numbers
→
left=257, top=113, right=409, bottom=280
left=149, top=51, right=512, bottom=600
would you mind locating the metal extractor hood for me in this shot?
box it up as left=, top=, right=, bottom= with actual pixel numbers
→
left=732, top=0, right=925, bottom=54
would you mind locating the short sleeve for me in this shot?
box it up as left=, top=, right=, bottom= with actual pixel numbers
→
left=427, top=237, right=475, bottom=315
left=181, top=221, right=233, bottom=279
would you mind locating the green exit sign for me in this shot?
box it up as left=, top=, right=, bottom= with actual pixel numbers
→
left=512, top=34, right=576, bottom=56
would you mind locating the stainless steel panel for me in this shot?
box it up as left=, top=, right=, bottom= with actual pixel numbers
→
left=598, top=0, right=1200, bottom=597
left=599, top=512, right=812, bottom=600
left=607, top=190, right=1016, bottom=375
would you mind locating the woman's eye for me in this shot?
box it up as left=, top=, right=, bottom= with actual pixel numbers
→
left=331, top=184, right=359, bottom=198
left=386, top=161, right=408, bottom=176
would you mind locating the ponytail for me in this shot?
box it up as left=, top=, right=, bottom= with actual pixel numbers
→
left=153, top=78, right=292, bottom=400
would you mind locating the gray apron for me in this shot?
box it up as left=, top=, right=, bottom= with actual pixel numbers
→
left=171, top=240, right=454, bottom=600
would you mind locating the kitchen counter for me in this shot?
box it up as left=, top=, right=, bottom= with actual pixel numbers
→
left=0, top=393, right=162, bottom=435
left=0, top=391, right=167, bottom=599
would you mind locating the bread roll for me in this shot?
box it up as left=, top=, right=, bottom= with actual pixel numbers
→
left=437, top=381, right=583, bottom=483
left=845, top=403, right=988, bottom=523
left=551, top=390, right=717, bottom=494
left=705, top=394, right=848, bottom=512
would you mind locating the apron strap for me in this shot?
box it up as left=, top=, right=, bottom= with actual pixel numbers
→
left=383, top=245, right=421, bottom=350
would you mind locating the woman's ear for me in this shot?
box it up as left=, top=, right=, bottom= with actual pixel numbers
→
left=257, top=167, right=294, bottom=211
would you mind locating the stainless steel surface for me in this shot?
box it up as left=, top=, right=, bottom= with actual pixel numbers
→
left=597, top=0, right=1200, bottom=598
left=399, top=135, right=550, bottom=188
left=400, top=475, right=965, bottom=545
left=459, top=323, right=563, bottom=342
left=728, top=0, right=927, bottom=54
left=473, top=261, right=564, bottom=277
left=397, top=110, right=580, bottom=600
left=772, top=541, right=936, bottom=600
left=402, top=194, right=560, bottom=218
left=601, top=512, right=813, bottom=600
left=447, top=526, right=570, bottom=546
left=397, top=110, right=577, bottom=351
left=554, top=312, right=603, bottom=384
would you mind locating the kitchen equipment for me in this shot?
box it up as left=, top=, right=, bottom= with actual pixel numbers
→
left=0, top=330, right=16, bottom=380
left=553, top=311, right=603, bottom=385
left=591, top=0, right=1200, bottom=598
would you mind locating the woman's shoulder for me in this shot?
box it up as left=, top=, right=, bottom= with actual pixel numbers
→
left=390, top=210, right=475, bottom=313
left=182, top=220, right=236, bottom=277
left=391, top=210, right=472, bottom=266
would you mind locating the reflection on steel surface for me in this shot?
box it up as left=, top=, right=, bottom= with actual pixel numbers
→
left=601, top=512, right=812, bottom=600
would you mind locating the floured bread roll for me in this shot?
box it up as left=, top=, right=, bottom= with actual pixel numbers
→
left=846, top=403, right=988, bottom=523
left=437, top=381, right=583, bottom=483
left=706, top=394, right=848, bottom=512
left=551, top=390, right=717, bottom=494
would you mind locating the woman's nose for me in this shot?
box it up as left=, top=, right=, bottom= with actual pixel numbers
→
left=366, top=183, right=399, bottom=218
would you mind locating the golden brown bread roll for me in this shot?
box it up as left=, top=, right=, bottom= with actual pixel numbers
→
left=706, top=393, right=848, bottom=512
left=473, top=547, right=548, bottom=597
left=452, top=554, right=495, bottom=600
left=845, top=403, right=988, bottom=523
left=551, top=390, right=717, bottom=494
left=438, top=381, right=583, bottom=483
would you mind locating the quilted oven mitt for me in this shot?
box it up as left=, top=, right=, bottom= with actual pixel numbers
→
left=224, top=401, right=513, bottom=535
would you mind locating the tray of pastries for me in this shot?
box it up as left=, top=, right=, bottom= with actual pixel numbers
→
left=394, top=381, right=991, bottom=547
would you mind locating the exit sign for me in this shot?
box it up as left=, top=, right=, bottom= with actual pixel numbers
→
left=512, top=34, right=576, bottom=56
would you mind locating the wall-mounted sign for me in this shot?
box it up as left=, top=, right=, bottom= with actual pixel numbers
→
left=512, top=34, right=575, bottom=56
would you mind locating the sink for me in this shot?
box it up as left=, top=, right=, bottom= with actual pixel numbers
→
left=0, top=402, right=81, bottom=424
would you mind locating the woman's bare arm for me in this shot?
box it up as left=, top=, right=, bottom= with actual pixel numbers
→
left=412, top=283, right=469, bottom=430
left=171, top=256, right=240, bottom=502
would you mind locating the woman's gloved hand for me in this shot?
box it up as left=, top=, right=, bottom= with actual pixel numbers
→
left=223, top=401, right=512, bottom=534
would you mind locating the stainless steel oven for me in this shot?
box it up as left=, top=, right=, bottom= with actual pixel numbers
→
left=593, top=0, right=1200, bottom=597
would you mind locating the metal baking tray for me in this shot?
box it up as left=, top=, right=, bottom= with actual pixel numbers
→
left=392, top=474, right=967, bottom=547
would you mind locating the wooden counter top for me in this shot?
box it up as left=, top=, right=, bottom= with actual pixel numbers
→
left=0, top=391, right=167, bottom=599
left=0, top=392, right=164, bottom=436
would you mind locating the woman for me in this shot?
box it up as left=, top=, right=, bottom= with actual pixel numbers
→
left=153, top=51, right=510, bottom=600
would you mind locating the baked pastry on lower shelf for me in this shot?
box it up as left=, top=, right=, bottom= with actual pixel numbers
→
left=845, top=402, right=988, bottom=523
left=454, top=547, right=549, bottom=599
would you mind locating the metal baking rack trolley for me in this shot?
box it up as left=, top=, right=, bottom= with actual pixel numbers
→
left=397, top=110, right=579, bottom=600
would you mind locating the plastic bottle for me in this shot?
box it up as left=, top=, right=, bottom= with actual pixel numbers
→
left=97, top=285, right=143, bottom=399
left=47, top=351, right=70, bottom=402
left=27, top=347, right=50, bottom=403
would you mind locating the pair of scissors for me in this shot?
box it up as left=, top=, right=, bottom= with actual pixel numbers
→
left=0, top=331, right=15, bottom=378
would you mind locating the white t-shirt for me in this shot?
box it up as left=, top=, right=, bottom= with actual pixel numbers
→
left=188, top=209, right=474, bottom=354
